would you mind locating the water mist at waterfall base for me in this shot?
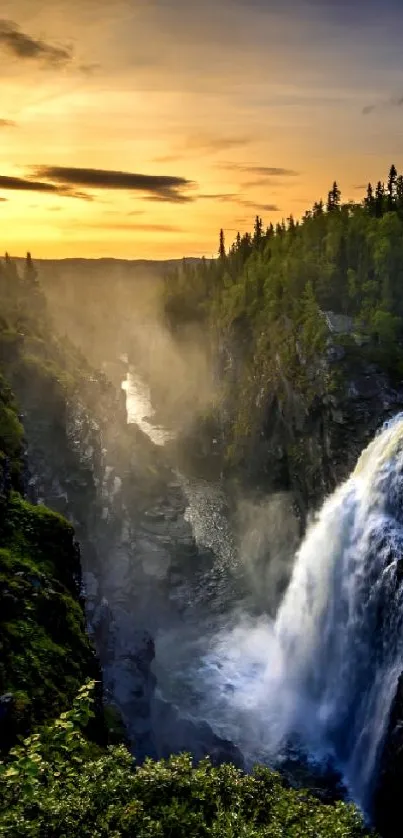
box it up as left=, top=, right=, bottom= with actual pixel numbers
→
left=123, top=368, right=403, bottom=820
left=197, top=413, right=403, bottom=818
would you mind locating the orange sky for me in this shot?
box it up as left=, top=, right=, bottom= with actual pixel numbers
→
left=1, top=0, right=403, bottom=259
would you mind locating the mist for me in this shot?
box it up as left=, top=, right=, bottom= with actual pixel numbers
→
left=38, top=258, right=219, bottom=440
left=29, top=256, right=309, bottom=783
left=234, top=491, right=300, bottom=614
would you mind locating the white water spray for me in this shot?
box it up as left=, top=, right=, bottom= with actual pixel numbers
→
left=202, top=414, right=403, bottom=813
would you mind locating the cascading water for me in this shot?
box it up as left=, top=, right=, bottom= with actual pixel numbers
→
left=121, top=361, right=403, bottom=814
left=201, top=413, right=403, bottom=816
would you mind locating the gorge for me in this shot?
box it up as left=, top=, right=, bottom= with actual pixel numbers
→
left=3, top=210, right=403, bottom=836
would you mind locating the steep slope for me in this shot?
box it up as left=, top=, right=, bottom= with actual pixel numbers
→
left=0, top=373, right=100, bottom=751
left=162, top=168, right=403, bottom=514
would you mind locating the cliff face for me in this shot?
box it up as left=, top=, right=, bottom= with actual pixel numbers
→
left=210, top=321, right=403, bottom=521
left=0, top=268, right=243, bottom=768
left=0, top=375, right=100, bottom=752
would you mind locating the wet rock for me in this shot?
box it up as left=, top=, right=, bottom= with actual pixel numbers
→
left=277, top=747, right=346, bottom=804
left=151, top=695, right=244, bottom=769
left=373, top=673, right=403, bottom=838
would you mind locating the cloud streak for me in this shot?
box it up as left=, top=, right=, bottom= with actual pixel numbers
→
left=0, top=174, right=59, bottom=193
left=78, top=62, right=101, bottom=76
left=145, top=193, right=195, bottom=204
left=0, top=174, right=89, bottom=199
left=219, top=163, right=300, bottom=176
left=185, top=135, right=252, bottom=153
left=0, top=19, right=72, bottom=67
left=33, top=165, right=195, bottom=202
left=198, top=193, right=238, bottom=201
left=199, top=193, right=280, bottom=212
left=0, top=118, right=16, bottom=127
left=77, top=221, right=182, bottom=232
left=362, top=94, right=403, bottom=115
left=239, top=199, right=280, bottom=212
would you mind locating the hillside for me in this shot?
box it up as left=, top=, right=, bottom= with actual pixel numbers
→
left=162, top=166, right=403, bottom=511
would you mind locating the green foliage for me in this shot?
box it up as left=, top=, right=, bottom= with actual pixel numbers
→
left=0, top=373, right=23, bottom=486
left=2, top=493, right=79, bottom=588
left=0, top=494, right=97, bottom=745
left=0, top=405, right=23, bottom=460
left=0, top=682, right=373, bottom=838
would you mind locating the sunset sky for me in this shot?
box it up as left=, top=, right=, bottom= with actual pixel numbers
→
left=1, top=0, right=403, bottom=259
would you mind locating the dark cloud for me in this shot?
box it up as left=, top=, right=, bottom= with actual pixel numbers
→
left=0, top=173, right=90, bottom=199
left=362, top=94, right=403, bottom=115
left=199, top=193, right=279, bottom=212
left=0, top=196, right=7, bottom=202
left=245, top=166, right=299, bottom=177
left=239, top=200, right=280, bottom=212
left=219, top=163, right=300, bottom=176
left=0, top=174, right=59, bottom=193
left=33, top=165, right=195, bottom=202
left=0, top=118, right=16, bottom=127
left=146, top=194, right=195, bottom=204
left=198, top=193, right=239, bottom=201
left=79, top=62, right=101, bottom=76
left=242, top=178, right=274, bottom=188
left=0, top=20, right=72, bottom=67
left=185, top=135, right=251, bottom=153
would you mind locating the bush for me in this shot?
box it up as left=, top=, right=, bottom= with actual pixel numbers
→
left=0, top=682, right=374, bottom=838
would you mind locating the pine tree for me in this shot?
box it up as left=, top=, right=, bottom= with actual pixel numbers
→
left=387, top=163, right=398, bottom=210
left=312, top=200, right=324, bottom=217
left=332, top=181, right=341, bottom=208
left=253, top=215, right=263, bottom=247
left=327, top=181, right=341, bottom=212
left=218, top=228, right=226, bottom=259
left=375, top=181, right=384, bottom=218
left=364, top=183, right=375, bottom=215
left=3, top=252, right=18, bottom=281
left=24, top=251, right=38, bottom=284
left=396, top=175, right=403, bottom=212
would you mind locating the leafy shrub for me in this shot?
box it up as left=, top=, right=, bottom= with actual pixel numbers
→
left=0, top=682, right=374, bottom=838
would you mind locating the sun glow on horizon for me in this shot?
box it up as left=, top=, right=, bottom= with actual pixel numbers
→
left=0, top=0, right=402, bottom=258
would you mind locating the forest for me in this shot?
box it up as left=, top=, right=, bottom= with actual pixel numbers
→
left=163, top=165, right=403, bottom=471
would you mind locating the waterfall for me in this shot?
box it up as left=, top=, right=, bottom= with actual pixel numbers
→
left=202, top=413, right=403, bottom=814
